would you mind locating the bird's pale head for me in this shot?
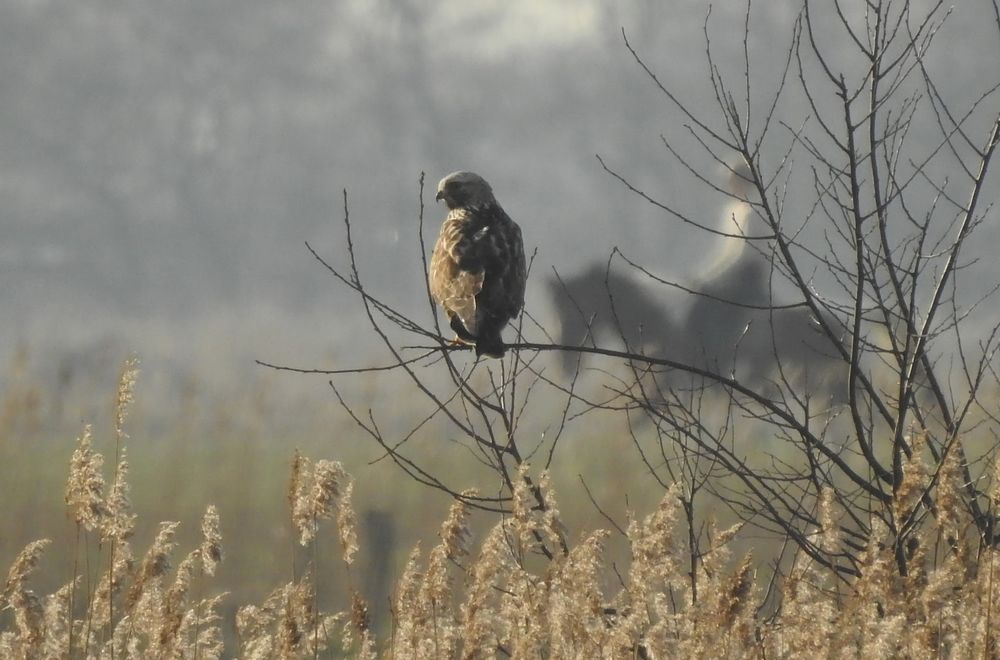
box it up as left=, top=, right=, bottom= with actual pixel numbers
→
left=435, top=171, right=495, bottom=209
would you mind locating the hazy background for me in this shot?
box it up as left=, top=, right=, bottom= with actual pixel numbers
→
left=3, top=0, right=1000, bottom=639
left=3, top=0, right=998, bottom=391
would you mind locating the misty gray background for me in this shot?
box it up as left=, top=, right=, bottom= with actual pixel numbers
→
left=3, top=0, right=998, bottom=395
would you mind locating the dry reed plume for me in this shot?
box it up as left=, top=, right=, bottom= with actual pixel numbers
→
left=4, top=363, right=1000, bottom=659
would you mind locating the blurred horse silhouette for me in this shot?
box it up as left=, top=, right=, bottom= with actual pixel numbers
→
left=547, top=265, right=674, bottom=375
left=548, top=161, right=847, bottom=401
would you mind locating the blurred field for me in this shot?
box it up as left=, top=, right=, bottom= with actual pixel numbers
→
left=0, top=346, right=672, bottom=645
left=6, top=347, right=1000, bottom=657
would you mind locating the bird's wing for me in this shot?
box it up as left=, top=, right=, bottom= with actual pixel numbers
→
left=430, top=212, right=485, bottom=335
left=444, top=204, right=522, bottom=273
left=481, top=210, right=526, bottom=318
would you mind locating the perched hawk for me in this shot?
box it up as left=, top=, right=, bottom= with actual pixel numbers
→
left=429, top=171, right=526, bottom=358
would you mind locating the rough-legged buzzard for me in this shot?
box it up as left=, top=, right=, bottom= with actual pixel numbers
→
left=429, top=171, right=526, bottom=358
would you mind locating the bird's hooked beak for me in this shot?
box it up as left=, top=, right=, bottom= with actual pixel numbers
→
left=435, top=190, right=445, bottom=202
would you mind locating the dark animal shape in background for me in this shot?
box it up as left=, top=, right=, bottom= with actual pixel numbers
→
left=548, top=160, right=848, bottom=403
left=679, top=253, right=848, bottom=402
left=547, top=258, right=847, bottom=402
left=677, top=164, right=848, bottom=401
left=546, top=264, right=675, bottom=376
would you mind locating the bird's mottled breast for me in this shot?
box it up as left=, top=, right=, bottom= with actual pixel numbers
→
left=440, top=208, right=476, bottom=264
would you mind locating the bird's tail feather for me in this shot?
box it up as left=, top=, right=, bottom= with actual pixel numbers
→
left=475, top=329, right=505, bottom=359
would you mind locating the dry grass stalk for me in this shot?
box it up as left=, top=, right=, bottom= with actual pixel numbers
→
left=391, top=495, right=479, bottom=659
left=893, top=433, right=928, bottom=529
left=460, top=522, right=511, bottom=658
left=769, top=549, right=838, bottom=656
left=86, top=537, right=133, bottom=633
left=65, top=424, right=107, bottom=531
left=935, top=444, right=972, bottom=567
left=16, top=449, right=1000, bottom=658
left=511, top=462, right=536, bottom=559
left=613, top=482, right=684, bottom=654
left=336, top=479, right=359, bottom=566
left=843, top=517, right=906, bottom=655
left=496, top=546, right=547, bottom=658
left=114, top=355, right=139, bottom=445
left=2, top=539, right=51, bottom=654
left=41, top=579, right=76, bottom=659
left=390, top=544, right=425, bottom=656
left=288, top=448, right=305, bottom=520
left=126, top=521, right=179, bottom=614
left=676, top=524, right=752, bottom=657
left=236, top=578, right=341, bottom=660
left=818, top=486, right=840, bottom=557
left=13, top=362, right=1000, bottom=658
left=546, top=529, right=611, bottom=656
left=200, top=504, right=223, bottom=577
left=180, top=593, right=227, bottom=659
left=102, top=447, right=136, bottom=545
left=538, top=470, right=568, bottom=554
left=157, top=548, right=199, bottom=653
left=441, top=489, right=476, bottom=562
left=289, top=454, right=352, bottom=551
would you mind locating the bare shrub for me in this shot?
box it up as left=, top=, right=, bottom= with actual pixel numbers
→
left=260, top=0, right=1000, bottom=595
